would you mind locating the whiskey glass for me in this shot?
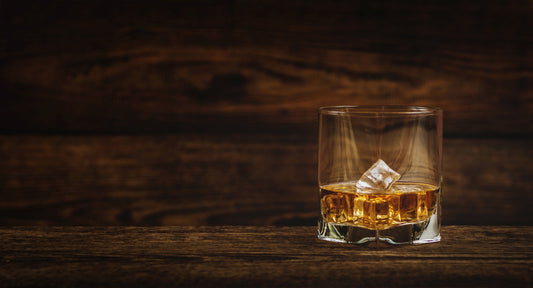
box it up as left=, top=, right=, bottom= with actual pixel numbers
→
left=317, top=106, right=442, bottom=244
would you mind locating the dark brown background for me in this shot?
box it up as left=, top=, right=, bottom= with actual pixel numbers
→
left=1, top=0, right=532, bottom=226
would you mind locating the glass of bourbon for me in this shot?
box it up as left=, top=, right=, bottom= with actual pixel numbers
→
left=317, top=106, right=443, bottom=245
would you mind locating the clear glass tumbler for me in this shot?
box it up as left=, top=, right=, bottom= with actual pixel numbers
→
left=317, top=106, right=443, bottom=244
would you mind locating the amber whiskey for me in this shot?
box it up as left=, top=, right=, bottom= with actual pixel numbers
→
left=320, top=182, right=439, bottom=230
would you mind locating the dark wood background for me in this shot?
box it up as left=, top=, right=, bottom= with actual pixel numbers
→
left=1, top=0, right=531, bottom=226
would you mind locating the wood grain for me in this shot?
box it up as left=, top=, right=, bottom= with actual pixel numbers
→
left=0, top=226, right=531, bottom=287
left=1, top=1, right=532, bottom=227
left=1, top=134, right=530, bottom=226
left=1, top=0, right=532, bottom=135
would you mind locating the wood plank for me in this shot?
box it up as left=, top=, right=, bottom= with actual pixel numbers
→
left=0, top=135, right=530, bottom=225
left=1, top=1, right=532, bottom=135
left=0, top=226, right=531, bottom=287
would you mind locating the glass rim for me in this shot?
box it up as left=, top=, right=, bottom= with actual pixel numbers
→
left=319, top=105, right=442, bottom=116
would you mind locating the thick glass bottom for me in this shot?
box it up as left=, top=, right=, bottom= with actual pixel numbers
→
left=318, top=213, right=440, bottom=245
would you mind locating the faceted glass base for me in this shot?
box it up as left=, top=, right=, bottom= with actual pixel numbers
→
left=318, top=213, right=440, bottom=245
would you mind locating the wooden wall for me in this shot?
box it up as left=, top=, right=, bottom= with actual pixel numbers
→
left=1, top=0, right=532, bottom=225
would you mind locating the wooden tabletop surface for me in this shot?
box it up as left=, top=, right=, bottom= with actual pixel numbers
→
left=1, top=226, right=531, bottom=287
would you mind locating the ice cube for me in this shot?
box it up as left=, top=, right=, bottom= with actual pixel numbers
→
left=355, top=159, right=400, bottom=193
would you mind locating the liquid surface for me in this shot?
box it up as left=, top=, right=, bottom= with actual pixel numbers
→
left=320, top=182, right=439, bottom=230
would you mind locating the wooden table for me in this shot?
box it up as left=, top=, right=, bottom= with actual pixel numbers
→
left=1, top=226, right=531, bottom=287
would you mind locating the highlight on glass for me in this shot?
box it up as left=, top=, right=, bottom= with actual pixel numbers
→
left=317, top=106, right=443, bottom=245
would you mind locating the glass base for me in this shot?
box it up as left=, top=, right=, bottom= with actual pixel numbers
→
left=318, top=214, right=440, bottom=245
